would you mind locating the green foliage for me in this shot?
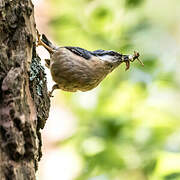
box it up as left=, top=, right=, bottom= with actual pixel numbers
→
left=124, top=0, right=144, bottom=8
left=48, top=0, right=180, bottom=179
left=164, top=173, right=180, bottom=180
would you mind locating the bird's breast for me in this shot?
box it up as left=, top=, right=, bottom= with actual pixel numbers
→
left=50, top=48, right=110, bottom=92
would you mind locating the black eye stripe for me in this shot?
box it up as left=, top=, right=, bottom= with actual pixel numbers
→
left=124, top=56, right=129, bottom=60
left=91, top=50, right=121, bottom=57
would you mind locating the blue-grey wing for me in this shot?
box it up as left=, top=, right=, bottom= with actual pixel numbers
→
left=64, top=46, right=92, bottom=60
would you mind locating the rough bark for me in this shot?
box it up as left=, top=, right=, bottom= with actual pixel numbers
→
left=0, top=0, right=50, bottom=179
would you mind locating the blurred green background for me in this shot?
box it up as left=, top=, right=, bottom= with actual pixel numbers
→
left=39, top=0, right=180, bottom=179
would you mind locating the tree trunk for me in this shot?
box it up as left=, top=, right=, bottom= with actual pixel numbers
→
left=0, top=0, right=50, bottom=179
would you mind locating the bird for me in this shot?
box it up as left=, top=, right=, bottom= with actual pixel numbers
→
left=36, top=30, right=144, bottom=97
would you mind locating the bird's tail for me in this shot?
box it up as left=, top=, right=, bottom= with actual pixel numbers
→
left=41, top=34, right=58, bottom=51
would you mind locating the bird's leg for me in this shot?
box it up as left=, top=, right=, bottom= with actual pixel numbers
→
left=36, top=30, right=54, bottom=53
left=45, top=59, right=50, bottom=69
left=48, top=84, right=59, bottom=97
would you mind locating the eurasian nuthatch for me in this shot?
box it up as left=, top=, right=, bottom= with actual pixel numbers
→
left=36, top=31, right=144, bottom=96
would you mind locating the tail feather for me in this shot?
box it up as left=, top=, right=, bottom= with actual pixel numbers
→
left=41, top=34, right=58, bottom=50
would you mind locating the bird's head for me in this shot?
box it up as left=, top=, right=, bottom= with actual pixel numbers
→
left=95, top=50, right=144, bottom=71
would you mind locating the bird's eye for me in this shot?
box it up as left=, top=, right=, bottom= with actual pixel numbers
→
left=124, top=56, right=129, bottom=61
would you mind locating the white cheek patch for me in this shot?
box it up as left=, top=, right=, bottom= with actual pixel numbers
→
left=128, top=55, right=133, bottom=60
left=99, top=55, right=114, bottom=62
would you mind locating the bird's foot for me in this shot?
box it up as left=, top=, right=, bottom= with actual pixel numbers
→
left=36, top=30, right=44, bottom=47
left=48, top=84, right=59, bottom=98
left=36, top=30, right=55, bottom=53
left=48, top=91, right=54, bottom=98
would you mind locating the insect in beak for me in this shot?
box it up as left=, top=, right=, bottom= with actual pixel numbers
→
left=125, top=51, right=144, bottom=71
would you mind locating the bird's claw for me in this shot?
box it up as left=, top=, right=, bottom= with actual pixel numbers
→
left=36, top=30, right=43, bottom=47
left=48, top=91, right=54, bottom=98
left=36, top=30, right=55, bottom=53
left=48, top=84, right=59, bottom=97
